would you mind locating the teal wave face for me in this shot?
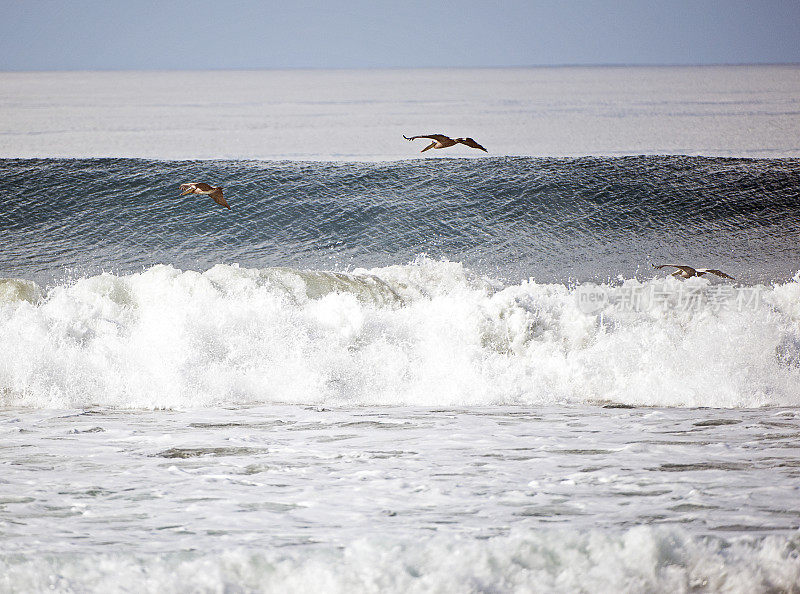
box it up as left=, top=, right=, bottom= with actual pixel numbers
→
left=1, top=156, right=799, bottom=285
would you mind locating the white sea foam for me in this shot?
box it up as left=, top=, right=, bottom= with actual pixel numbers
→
left=0, top=278, right=41, bottom=304
left=2, top=527, right=799, bottom=594
left=2, top=259, right=799, bottom=409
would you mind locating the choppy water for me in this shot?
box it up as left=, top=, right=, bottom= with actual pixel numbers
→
left=2, top=135, right=800, bottom=588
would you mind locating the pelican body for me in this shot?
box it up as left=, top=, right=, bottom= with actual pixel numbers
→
left=403, top=134, right=488, bottom=153
left=179, top=183, right=230, bottom=209
left=653, top=264, right=735, bottom=280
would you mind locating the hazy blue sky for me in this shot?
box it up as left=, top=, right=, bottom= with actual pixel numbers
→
left=1, top=0, right=799, bottom=70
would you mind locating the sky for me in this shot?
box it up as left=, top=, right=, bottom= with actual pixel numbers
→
left=0, top=0, right=799, bottom=70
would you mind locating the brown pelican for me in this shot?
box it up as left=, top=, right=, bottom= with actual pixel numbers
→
left=403, top=134, right=488, bottom=153
left=179, top=183, right=230, bottom=209
left=653, top=264, right=735, bottom=280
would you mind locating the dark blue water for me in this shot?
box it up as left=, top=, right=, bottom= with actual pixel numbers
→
left=3, top=156, right=799, bottom=286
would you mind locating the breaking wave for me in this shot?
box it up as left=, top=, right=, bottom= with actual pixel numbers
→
left=2, top=259, right=799, bottom=409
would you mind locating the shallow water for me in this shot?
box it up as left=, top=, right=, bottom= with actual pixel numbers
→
left=2, top=405, right=800, bottom=592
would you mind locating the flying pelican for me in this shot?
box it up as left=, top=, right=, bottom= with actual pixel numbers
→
left=653, top=264, right=735, bottom=280
left=403, top=134, right=488, bottom=153
left=179, top=183, right=230, bottom=209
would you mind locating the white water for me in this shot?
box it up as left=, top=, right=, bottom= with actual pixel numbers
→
left=2, top=259, right=799, bottom=410
left=4, top=527, right=799, bottom=593
left=1, top=66, right=799, bottom=160
left=2, top=405, right=800, bottom=593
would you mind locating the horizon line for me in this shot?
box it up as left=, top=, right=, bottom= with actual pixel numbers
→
left=1, top=61, right=799, bottom=74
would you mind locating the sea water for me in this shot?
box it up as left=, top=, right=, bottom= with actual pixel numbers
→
left=1, top=67, right=800, bottom=593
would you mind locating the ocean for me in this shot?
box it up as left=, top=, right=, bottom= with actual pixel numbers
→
left=1, top=67, right=800, bottom=593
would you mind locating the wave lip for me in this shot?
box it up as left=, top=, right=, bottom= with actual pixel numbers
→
left=1, top=259, right=799, bottom=409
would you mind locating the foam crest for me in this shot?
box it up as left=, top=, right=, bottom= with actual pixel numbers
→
left=1, top=259, right=799, bottom=409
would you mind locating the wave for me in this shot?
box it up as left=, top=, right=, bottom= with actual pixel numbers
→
left=2, top=156, right=800, bottom=285
left=1, top=259, right=799, bottom=409
left=2, top=527, right=799, bottom=593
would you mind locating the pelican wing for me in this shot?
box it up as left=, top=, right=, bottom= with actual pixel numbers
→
left=403, top=134, right=451, bottom=142
left=459, top=137, right=488, bottom=152
left=697, top=268, right=735, bottom=280
left=192, top=182, right=215, bottom=192
left=420, top=141, right=437, bottom=153
left=654, top=264, right=697, bottom=275
left=210, top=187, right=230, bottom=209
